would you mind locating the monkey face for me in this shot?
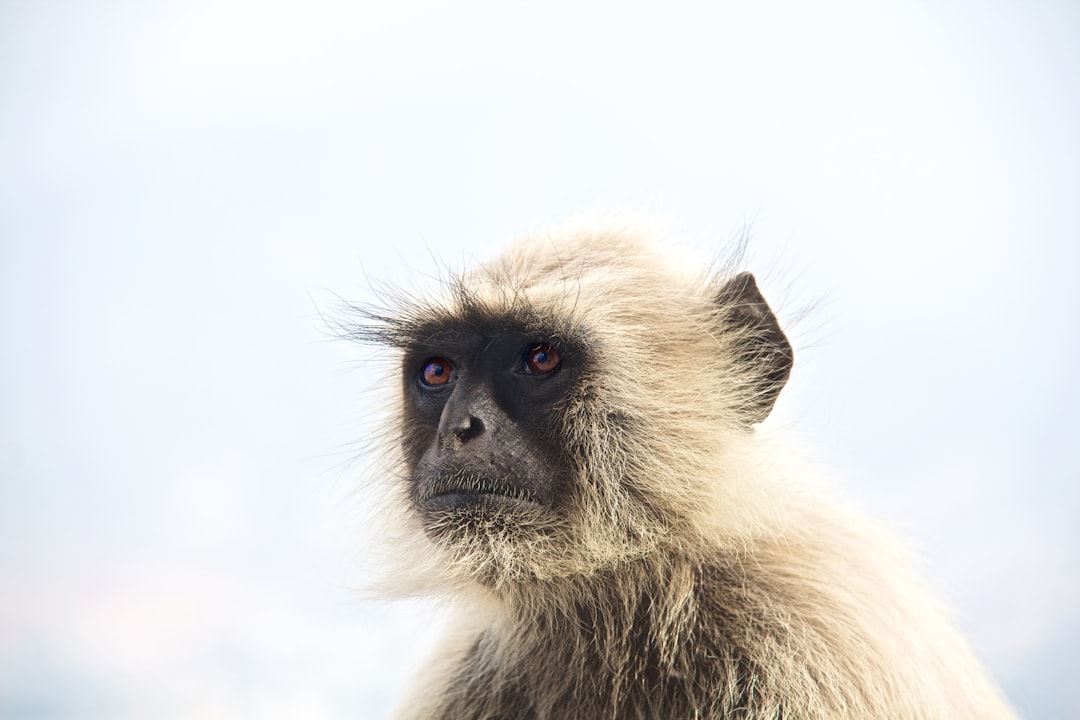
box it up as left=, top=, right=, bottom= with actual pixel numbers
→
left=400, top=322, right=581, bottom=539
left=365, top=230, right=793, bottom=582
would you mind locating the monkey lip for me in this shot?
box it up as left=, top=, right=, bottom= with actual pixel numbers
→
left=425, top=490, right=536, bottom=513
left=418, top=474, right=542, bottom=513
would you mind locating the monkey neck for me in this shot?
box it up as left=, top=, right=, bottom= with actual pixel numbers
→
left=494, top=552, right=705, bottom=657
left=446, top=553, right=760, bottom=720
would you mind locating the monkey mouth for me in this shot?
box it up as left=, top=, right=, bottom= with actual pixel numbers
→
left=417, top=472, right=542, bottom=514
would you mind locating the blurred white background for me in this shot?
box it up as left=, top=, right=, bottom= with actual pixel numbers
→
left=1, top=1, right=1077, bottom=718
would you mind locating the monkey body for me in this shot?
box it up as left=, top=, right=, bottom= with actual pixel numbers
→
left=359, top=219, right=1017, bottom=719
left=402, top=509, right=1010, bottom=720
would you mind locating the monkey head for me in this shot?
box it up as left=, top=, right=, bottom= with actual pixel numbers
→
left=365, top=222, right=793, bottom=587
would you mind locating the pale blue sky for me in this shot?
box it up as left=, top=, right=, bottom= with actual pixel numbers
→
left=1, top=1, right=1078, bottom=717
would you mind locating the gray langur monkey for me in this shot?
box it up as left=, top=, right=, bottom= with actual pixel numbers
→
left=351, top=218, right=1018, bottom=720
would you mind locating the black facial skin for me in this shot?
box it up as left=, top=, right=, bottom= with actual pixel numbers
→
left=401, top=323, right=580, bottom=528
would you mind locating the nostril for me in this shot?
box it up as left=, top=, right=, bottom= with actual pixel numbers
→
left=455, top=415, right=485, bottom=443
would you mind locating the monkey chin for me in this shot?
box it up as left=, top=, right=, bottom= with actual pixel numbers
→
left=413, top=476, right=571, bottom=585
left=416, top=475, right=552, bottom=545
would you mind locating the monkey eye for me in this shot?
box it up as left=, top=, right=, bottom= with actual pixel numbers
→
left=420, top=357, right=455, bottom=387
left=523, top=343, right=561, bottom=375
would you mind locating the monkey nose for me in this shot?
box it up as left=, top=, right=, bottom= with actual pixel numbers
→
left=438, top=412, right=486, bottom=448
left=452, top=415, right=485, bottom=444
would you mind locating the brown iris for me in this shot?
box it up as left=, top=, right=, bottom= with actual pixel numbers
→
left=421, top=357, right=454, bottom=386
left=524, top=343, right=561, bottom=374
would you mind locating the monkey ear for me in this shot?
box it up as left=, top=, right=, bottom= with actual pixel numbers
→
left=715, top=272, right=794, bottom=425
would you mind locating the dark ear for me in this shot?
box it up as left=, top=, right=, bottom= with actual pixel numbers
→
left=715, top=272, right=793, bottom=425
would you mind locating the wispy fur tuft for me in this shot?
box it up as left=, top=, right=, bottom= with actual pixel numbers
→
left=350, top=217, right=1017, bottom=719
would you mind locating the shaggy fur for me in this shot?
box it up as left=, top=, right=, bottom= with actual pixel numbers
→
left=356, top=218, right=1017, bottom=720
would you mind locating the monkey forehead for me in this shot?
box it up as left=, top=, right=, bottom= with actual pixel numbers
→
left=488, top=218, right=709, bottom=292
left=360, top=218, right=732, bottom=352
left=475, top=230, right=717, bottom=324
left=421, top=251, right=712, bottom=341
